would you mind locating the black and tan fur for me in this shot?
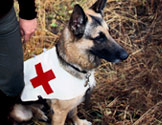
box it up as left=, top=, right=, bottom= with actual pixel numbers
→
left=11, top=0, right=128, bottom=124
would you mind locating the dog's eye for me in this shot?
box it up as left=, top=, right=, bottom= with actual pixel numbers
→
left=94, top=32, right=106, bottom=42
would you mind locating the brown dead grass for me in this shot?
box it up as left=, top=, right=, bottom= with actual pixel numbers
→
left=15, top=0, right=162, bottom=124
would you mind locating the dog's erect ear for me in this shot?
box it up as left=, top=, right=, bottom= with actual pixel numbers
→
left=69, top=4, right=88, bottom=38
left=90, top=0, right=107, bottom=15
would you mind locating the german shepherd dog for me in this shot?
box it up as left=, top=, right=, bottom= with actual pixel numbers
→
left=11, top=0, right=128, bottom=124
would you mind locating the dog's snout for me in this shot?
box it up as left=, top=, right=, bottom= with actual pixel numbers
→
left=117, top=50, right=129, bottom=61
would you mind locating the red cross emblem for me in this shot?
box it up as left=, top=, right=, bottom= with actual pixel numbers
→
left=30, top=63, right=56, bottom=94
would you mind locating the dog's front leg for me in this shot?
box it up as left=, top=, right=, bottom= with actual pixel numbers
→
left=51, top=107, right=68, bottom=125
left=52, top=111, right=68, bottom=125
left=51, top=100, right=69, bottom=125
left=71, top=107, right=92, bottom=125
left=51, top=95, right=87, bottom=125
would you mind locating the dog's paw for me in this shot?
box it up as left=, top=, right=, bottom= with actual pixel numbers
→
left=31, top=106, right=48, bottom=122
left=36, top=110, right=48, bottom=122
left=81, top=120, right=92, bottom=125
left=39, top=113, right=48, bottom=122
left=10, top=104, right=33, bottom=122
left=74, top=119, right=92, bottom=125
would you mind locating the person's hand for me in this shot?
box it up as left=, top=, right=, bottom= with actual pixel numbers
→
left=19, top=18, right=37, bottom=43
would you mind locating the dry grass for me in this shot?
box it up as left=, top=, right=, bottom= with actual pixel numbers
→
left=15, top=0, right=162, bottom=124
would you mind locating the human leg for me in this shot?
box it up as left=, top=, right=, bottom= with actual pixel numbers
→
left=0, top=7, right=24, bottom=124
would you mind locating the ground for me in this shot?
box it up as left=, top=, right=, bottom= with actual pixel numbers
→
left=15, top=0, right=162, bottom=124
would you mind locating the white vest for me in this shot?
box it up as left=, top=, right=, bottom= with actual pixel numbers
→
left=21, top=47, right=96, bottom=102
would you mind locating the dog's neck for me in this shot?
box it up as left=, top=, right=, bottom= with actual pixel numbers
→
left=56, top=44, right=88, bottom=74
left=55, top=44, right=89, bottom=79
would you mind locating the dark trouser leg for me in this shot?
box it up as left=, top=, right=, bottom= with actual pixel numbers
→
left=0, top=90, right=18, bottom=125
left=0, top=7, right=24, bottom=97
left=0, top=7, right=24, bottom=125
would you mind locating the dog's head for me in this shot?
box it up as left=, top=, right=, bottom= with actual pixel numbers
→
left=68, top=0, right=128, bottom=64
left=58, top=0, right=129, bottom=71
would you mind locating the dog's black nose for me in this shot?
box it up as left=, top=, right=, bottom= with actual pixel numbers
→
left=117, top=50, right=129, bottom=61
